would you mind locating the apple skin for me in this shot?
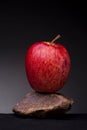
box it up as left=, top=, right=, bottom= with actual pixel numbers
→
left=25, top=41, right=70, bottom=93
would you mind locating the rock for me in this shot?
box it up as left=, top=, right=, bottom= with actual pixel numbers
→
left=13, top=92, right=74, bottom=117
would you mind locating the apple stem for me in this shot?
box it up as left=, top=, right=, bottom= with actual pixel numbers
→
left=51, top=34, right=61, bottom=43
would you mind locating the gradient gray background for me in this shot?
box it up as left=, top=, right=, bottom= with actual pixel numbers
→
left=0, top=1, right=87, bottom=113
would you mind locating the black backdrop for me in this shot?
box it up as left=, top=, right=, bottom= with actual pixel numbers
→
left=0, top=1, right=87, bottom=113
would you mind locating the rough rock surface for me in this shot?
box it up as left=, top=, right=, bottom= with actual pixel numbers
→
left=13, top=92, right=74, bottom=117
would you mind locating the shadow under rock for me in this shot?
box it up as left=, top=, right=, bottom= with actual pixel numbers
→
left=13, top=113, right=87, bottom=120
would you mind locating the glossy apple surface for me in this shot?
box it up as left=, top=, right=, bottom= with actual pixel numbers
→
left=25, top=38, right=70, bottom=93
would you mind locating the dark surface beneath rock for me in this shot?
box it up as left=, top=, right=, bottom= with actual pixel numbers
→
left=13, top=92, right=74, bottom=118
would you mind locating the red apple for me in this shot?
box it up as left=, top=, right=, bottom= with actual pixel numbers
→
left=25, top=35, right=71, bottom=93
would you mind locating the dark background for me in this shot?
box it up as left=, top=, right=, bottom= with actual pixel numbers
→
left=0, top=1, right=87, bottom=113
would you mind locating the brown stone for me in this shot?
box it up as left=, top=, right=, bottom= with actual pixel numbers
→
left=13, top=92, right=74, bottom=117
